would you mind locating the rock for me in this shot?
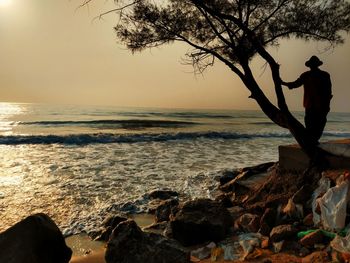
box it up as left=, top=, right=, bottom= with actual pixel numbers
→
left=259, top=208, right=277, bottom=236
left=303, top=213, right=314, bottom=226
left=105, top=220, right=190, bottom=263
left=103, top=215, right=128, bottom=229
left=299, top=230, right=324, bottom=247
left=241, top=162, right=276, bottom=175
left=299, top=247, right=311, bottom=257
left=301, top=251, right=330, bottom=263
left=270, top=224, right=297, bottom=243
left=234, top=213, right=260, bottom=233
left=219, top=175, right=251, bottom=193
left=292, top=184, right=311, bottom=204
left=214, top=193, right=234, bottom=208
left=155, top=199, right=179, bottom=222
left=147, top=190, right=179, bottom=200
left=0, top=213, right=72, bottom=263
left=170, top=198, right=233, bottom=246
left=218, top=170, right=240, bottom=185
left=261, top=238, right=269, bottom=249
left=94, top=215, right=128, bottom=241
left=142, top=221, right=168, bottom=234
left=226, top=206, right=244, bottom=221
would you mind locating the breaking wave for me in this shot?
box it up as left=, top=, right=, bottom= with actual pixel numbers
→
left=0, top=131, right=290, bottom=145
left=1, top=131, right=348, bottom=145
left=19, top=119, right=196, bottom=128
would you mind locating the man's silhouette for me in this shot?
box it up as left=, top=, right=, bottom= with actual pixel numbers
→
left=282, top=56, right=332, bottom=144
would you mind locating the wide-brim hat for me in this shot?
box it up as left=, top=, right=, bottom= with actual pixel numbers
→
left=305, top=56, right=323, bottom=67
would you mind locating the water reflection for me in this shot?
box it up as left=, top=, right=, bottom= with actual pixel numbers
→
left=0, top=103, right=25, bottom=135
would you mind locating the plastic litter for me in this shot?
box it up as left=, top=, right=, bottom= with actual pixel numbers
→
left=283, top=198, right=303, bottom=219
left=190, top=242, right=216, bottom=260
left=221, top=243, right=241, bottom=261
left=297, top=229, right=336, bottom=239
left=210, top=247, right=223, bottom=261
left=319, top=179, right=349, bottom=231
left=272, top=241, right=284, bottom=253
left=312, top=176, right=330, bottom=226
left=238, top=233, right=262, bottom=260
left=331, top=233, right=350, bottom=254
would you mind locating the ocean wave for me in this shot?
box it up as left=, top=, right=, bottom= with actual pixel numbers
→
left=117, top=112, right=235, bottom=119
left=18, top=119, right=197, bottom=128
left=1, top=131, right=348, bottom=145
left=0, top=131, right=290, bottom=145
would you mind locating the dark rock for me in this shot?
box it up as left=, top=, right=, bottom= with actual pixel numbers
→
left=259, top=208, right=277, bottom=236
left=261, top=208, right=277, bottom=227
left=299, top=230, right=324, bottom=247
left=299, top=247, right=311, bottom=257
left=155, top=199, right=179, bottom=222
left=147, top=190, right=179, bottom=200
left=301, top=251, right=330, bottom=263
left=214, top=193, right=234, bottom=208
left=219, top=162, right=275, bottom=194
left=220, top=180, right=250, bottom=194
left=94, top=215, right=128, bottom=241
left=270, top=224, right=297, bottom=243
left=303, top=213, right=314, bottom=226
left=103, top=215, right=128, bottom=229
left=142, top=221, right=168, bottom=235
left=292, top=184, right=312, bottom=204
left=0, top=213, right=72, bottom=263
left=170, top=199, right=233, bottom=246
left=241, top=162, right=276, bottom=175
left=226, top=206, right=244, bottom=221
left=94, top=226, right=113, bottom=242
left=234, top=213, right=260, bottom=233
left=218, top=170, right=240, bottom=185
left=105, top=220, right=190, bottom=263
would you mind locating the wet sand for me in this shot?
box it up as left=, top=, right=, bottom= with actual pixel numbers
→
left=67, top=213, right=155, bottom=263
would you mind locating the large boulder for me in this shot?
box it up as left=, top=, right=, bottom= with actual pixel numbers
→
left=155, top=199, right=179, bottom=223
left=0, top=213, right=72, bottom=263
left=92, top=214, right=128, bottom=241
left=170, top=199, right=233, bottom=246
left=105, top=220, right=189, bottom=263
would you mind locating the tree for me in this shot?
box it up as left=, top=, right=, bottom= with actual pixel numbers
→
left=82, top=0, right=350, bottom=162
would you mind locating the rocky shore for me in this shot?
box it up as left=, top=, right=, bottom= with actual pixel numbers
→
left=1, top=161, right=350, bottom=263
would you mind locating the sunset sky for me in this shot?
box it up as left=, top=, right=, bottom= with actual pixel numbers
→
left=0, top=0, right=349, bottom=112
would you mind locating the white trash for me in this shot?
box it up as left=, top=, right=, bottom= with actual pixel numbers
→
left=331, top=232, right=350, bottom=254
left=312, top=176, right=331, bottom=226
left=319, top=180, right=349, bottom=231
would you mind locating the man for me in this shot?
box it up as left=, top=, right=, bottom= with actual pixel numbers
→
left=282, top=56, right=332, bottom=145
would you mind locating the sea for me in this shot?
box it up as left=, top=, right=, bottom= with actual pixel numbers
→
left=0, top=102, right=349, bottom=235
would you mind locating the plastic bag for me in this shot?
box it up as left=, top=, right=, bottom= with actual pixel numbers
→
left=238, top=233, right=262, bottom=260
left=319, top=180, right=349, bottom=231
left=312, top=176, right=331, bottom=226
left=331, top=233, right=350, bottom=254
left=190, top=242, right=216, bottom=260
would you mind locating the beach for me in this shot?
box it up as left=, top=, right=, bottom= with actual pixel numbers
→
left=0, top=102, right=350, bottom=262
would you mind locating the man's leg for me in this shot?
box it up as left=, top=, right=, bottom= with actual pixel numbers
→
left=306, top=109, right=328, bottom=143
left=305, top=109, right=328, bottom=144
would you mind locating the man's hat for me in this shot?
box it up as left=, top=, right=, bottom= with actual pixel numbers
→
left=305, top=56, right=323, bottom=67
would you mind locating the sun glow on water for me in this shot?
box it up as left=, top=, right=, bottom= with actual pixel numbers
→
left=0, top=103, right=24, bottom=135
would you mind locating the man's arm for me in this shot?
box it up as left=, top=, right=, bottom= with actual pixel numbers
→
left=281, top=74, right=304, bottom=89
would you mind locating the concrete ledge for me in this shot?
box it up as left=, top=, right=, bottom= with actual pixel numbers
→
left=279, top=139, right=350, bottom=171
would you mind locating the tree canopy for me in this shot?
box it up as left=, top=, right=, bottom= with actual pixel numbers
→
left=82, top=0, right=350, bottom=157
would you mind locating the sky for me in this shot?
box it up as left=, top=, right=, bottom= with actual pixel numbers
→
left=0, top=0, right=349, bottom=112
